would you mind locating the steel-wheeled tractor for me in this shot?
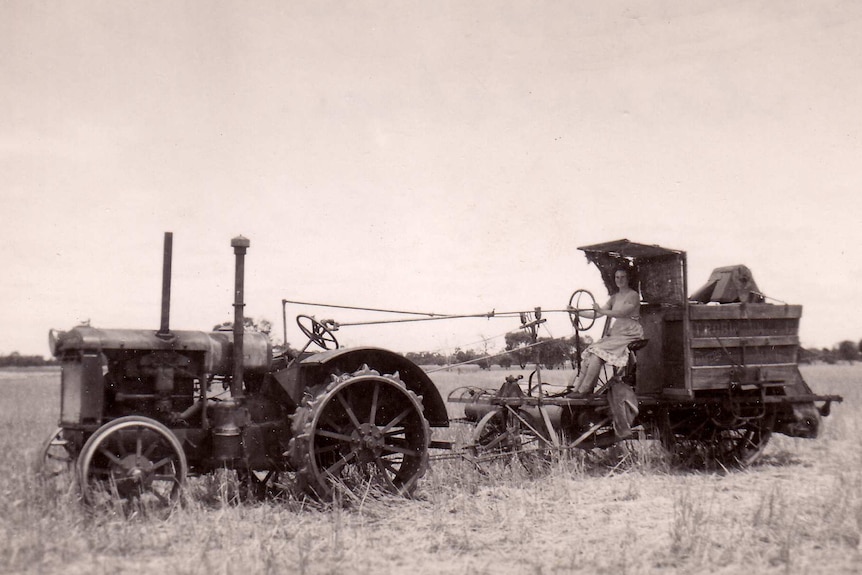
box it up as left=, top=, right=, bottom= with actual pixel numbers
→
left=40, top=233, right=448, bottom=506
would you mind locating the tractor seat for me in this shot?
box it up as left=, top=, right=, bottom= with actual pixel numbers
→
left=627, top=339, right=649, bottom=353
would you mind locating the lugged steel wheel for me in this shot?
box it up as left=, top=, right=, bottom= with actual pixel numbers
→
left=77, top=416, right=187, bottom=508
left=290, top=365, right=430, bottom=499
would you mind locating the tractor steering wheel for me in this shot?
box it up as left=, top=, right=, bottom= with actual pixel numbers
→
left=567, top=289, right=597, bottom=331
left=296, top=315, right=339, bottom=350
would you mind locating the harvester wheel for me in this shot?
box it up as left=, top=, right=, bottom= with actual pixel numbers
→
left=470, top=407, right=549, bottom=471
left=77, top=416, right=187, bottom=508
left=470, top=409, right=519, bottom=456
left=657, top=408, right=775, bottom=469
left=35, top=427, right=77, bottom=478
left=289, top=366, right=430, bottom=499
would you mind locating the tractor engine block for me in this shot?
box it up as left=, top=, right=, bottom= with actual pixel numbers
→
left=51, top=326, right=271, bottom=429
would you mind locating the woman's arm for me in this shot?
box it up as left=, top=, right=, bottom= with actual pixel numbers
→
left=572, top=297, right=611, bottom=319
left=593, top=293, right=638, bottom=318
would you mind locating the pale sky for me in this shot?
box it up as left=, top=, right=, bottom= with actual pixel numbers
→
left=2, top=1, right=861, bottom=358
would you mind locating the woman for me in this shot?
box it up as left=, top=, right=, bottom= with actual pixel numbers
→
left=569, top=267, right=644, bottom=395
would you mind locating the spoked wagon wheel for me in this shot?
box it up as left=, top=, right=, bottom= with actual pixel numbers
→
left=713, top=417, right=774, bottom=467
left=77, top=416, right=187, bottom=509
left=471, top=410, right=516, bottom=456
left=470, top=407, right=550, bottom=472
left=657, top=408, right=775, bottom=469
left=290, top=365, right=430, bottom=499
left=35, top=427, right=77, bottom=478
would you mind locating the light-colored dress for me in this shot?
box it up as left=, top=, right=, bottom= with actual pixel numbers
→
left=583, top=290, right=644, bottom=368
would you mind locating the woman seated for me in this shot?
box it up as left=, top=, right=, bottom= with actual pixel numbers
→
left=569, top=267, right=643, bottom=395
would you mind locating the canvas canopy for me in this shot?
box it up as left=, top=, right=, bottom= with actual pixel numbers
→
left=578, top=239, right=686, bottom=304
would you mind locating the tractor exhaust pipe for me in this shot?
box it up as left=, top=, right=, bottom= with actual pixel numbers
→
left=156, top=232, right=173, bottom=339
left=230, top=235, right=250, bottom=400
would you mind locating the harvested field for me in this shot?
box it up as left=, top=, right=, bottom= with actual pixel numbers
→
left=1, top=364, right=860, bottom=574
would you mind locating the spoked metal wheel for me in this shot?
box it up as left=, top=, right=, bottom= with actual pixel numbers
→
left=470, top=407, right=551, bottom=471
left=290, top=365, right=430, bottom=499
left=35, top=427, right=77, bottom=478
left=657, top=408, right=775, bottom=469
left=77, top=416, right=187, bottom=508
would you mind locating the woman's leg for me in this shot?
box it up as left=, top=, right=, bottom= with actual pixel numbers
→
left=574, top=356, right=604, bottom=394
left=569, top=354, right=591, bottom=389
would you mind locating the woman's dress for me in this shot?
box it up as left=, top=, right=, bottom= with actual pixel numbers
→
left=583, top=290, right=644, bottom=368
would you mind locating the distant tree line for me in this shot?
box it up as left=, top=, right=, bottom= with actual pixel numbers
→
left=800, top=340, right=862, bottom=365
left=406, top=332, right=589, bottom=370
left=0, top=352, right=58, bottom=367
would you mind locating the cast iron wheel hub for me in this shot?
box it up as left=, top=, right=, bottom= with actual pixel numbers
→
left=119, top=455, right=153, bottom=481
left=354, top=423, right=386, bottom=452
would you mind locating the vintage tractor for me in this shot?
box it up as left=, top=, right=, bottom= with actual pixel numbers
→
left=40, top=233, right=449, bottom=506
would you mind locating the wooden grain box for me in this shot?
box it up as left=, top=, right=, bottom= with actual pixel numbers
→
left=660, top=303, right=802, bottom=392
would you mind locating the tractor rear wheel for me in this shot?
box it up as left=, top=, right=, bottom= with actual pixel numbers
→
left=290, top=366, right=430, bottom=499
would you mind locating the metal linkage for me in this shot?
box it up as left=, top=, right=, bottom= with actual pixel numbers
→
left=282, top=298, right=585, bottom=328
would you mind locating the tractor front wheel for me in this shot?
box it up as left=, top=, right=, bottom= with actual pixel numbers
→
left=77, top=416, right=187, bottom=509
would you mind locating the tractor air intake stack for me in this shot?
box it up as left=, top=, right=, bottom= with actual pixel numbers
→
left=156, top=232, right=173, bottom=339
left=230, top=235, right=250, bottom=400
left=212, top=235, right=251, bottom=465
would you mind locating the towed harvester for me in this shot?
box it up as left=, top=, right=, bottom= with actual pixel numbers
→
left=451, top=240, right=842, bottom=468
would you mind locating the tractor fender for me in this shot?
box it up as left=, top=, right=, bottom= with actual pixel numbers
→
left=298, top=347, right=449, bottom=427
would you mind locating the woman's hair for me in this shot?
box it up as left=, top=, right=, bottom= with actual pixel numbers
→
left=612, top=266, right=634, bottom=292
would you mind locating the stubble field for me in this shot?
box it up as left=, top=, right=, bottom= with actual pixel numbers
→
left=1, top=364, right=860, bottom=575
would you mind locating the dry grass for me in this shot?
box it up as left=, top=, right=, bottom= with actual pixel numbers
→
left=1, top=364, right=861, bottom=574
